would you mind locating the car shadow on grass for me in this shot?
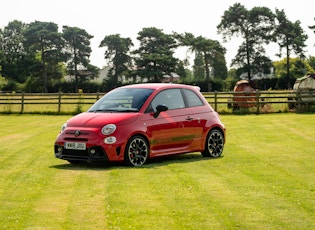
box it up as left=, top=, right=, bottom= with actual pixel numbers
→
left=50, top=153, right=223, bottom=170
left=146, top=153, right=223, bottom=167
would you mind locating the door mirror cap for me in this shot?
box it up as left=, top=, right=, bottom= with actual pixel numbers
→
left=153, top=104, right=168, bottom=118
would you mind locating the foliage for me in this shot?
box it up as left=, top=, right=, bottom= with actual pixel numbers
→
left=217, top=3, right=275, bottom=80
left=175, top=61, right=188, bottom=80
left=0, top=75, right=6, bottom=89
left=23, top=21, right=65, bottom=93
left=181, top=78, right=223, bottom=92
left=99, top=34, right=133, bottom=87
left=63, top=26, right=96, bottom=92
left=0, top=20, right=31, bottom=83
left=274, top=9, right=308, bottom=88
left=222, top=72, right=238, bottom=91
left=1, top=6, right=315, bottom=92
left=193, top=52, right=205, bottom=80
left=273, top=58, right=314, bottom=79
left=174, top=32, right=227, bottom=84
left=307, top=56, right=315, bottom=71
left=308, top=17, right=315, bottom=47
left=133, top=27, right=178, bottom=82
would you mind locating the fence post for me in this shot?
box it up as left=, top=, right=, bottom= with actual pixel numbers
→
left=97, top=92, right=99, bottom=101
left=58, top=92, right=61, bottom=113
left=297, top=90, right=301, bottom=111
left=214, top=91, right=218, bottom=111
left=21, top=92, right=24, bottom=114
left=256, top=90, right=260, bottom=114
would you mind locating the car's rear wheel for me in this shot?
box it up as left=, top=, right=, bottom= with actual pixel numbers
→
left=124, top=135, right=149, bottom=167
left=202, top=129, right=224, bottom=158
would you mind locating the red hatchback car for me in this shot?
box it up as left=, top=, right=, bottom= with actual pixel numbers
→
left=54, top=83, right=226, bottom=166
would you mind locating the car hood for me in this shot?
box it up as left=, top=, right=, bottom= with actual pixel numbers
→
left=67, top=112, right=139, bottom=127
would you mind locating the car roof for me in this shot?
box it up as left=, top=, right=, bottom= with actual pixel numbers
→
left=120, top=83, right=199, bottom=91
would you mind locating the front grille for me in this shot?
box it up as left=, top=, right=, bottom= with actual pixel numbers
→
left=62, top=129, right=98, bottom=143
left=63, top=149, right=88, bottom=157
left=66, top=131, right=89, bottom=136
left=55, top=145, right=108, bottom=162
left=64, top=137, right=88, bottom=142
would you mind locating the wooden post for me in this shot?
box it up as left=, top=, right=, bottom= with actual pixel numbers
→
left=214, top=91, right=218, bottom=111
left=58, top=92, right=61, bottom=114
left=21, top=92, right=24, bottom=114
left=297, top=90, right=301, bottom=111
left=256, top=90, right=260, bottom=114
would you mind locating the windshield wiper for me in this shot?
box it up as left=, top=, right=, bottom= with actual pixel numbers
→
left=120, top=108, right=139, bottom=112
left=89, top=108, right=139, bottom=113
left=88, top=109, right=111, bottom=112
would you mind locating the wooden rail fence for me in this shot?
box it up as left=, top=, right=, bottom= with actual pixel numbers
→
left=0, top=90, right=314, bottom=114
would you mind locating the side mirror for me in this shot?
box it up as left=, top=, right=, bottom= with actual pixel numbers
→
left=153, top=104, right=168, bottom=118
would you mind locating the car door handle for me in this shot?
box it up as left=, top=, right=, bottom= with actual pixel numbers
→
left=186, top=116, right=193, bottom=120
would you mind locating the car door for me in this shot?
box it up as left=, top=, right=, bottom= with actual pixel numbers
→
left=145, top=88, right=195, bottom=156
left=182, top=88, right=210, bottom=150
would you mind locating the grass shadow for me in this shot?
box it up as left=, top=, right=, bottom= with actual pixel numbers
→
left=144, top=153, right=223, bottom=168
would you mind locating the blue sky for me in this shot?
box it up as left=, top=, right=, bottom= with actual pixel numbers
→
left=2, top=0, right=315, bottom=69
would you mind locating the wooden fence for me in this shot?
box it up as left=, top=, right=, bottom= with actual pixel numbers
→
left=0, top=90, right=314, bottom=114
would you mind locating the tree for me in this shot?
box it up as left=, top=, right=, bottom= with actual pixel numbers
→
left=23, top=21, right=65, bottom=92
left=274, top=9, right=308, bottom=88
left=0, top=20, right=31, bottom=83
left=175, top=61, right=188, bottom=80
left=307, top=56, right=315, bottom=71
left=193, top=52, right=205, bottom=80
left=174, top=32, right=227, bottom=90
left=62, top=26, right=94, bottom=92
left=308, top=18, right=315, bottom=46
left=133, top=27, right=178, bottom=82
left=274, top=58, right=314, bottom=77
left=217, top=3, right=275, bottom=81
left=99, top=34, right=133, bottom=86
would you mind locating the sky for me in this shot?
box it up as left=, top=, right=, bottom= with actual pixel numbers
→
left=1, top=0, right=315, bottom=69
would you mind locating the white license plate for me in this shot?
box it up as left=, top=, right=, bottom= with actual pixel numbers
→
left=65, top=142, right=86, bottom=150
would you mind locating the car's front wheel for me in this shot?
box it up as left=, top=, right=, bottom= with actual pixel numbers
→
left=124, top=135, right=149, bottom=167
left=202, top=129, right=224, bottom=158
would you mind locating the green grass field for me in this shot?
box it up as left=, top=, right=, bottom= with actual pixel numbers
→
left=0, top=114, right=314, bottom=229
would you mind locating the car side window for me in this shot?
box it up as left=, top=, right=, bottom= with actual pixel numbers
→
left=183, top=89, right=204, bottom=107
left=150, top=89, right=185, bottom=112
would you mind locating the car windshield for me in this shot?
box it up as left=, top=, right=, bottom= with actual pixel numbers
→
left=88, top=88, right=154, bottom=112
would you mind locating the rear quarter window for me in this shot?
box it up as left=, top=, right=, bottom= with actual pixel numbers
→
left=183, top=89, right=204, bottom=107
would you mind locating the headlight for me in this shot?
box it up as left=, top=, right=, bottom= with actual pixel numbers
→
left=101, top=124, right=116, bottom=135
left=61, top=123, right=67, bottom=132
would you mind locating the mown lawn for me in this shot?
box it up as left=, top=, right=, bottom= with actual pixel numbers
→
left=0, top=114, right=314, bottom=229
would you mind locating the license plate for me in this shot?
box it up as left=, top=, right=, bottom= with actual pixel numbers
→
left=65, top=142, right=86, bottom=150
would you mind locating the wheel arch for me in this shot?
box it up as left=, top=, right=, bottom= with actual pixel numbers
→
left=201, top=126, right=225, bottom=158
left=122, top=132, right=151, bottom=158
left=205, top=125, right=226, bottom=145
left=123, top=133, right=151, bottom=167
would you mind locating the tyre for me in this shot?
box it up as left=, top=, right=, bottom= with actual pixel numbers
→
left=202, top=129, right=224, bottom=158
left=124, top=135, right=149, bottom=167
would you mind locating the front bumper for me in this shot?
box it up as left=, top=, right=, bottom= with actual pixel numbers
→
left=54, top=144, right=109, bottom=162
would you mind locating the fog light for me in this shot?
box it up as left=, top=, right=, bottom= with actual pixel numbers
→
left=90, top=148, right=96, bottom=155
left=104, top=136, right=116, bottom=144
left=55, top=145, right=63, bottom=157
left=57, top=146, right=62, bottom=154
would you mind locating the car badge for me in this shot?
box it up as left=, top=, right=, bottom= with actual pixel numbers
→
left=74, top=130, right=81, bottom=137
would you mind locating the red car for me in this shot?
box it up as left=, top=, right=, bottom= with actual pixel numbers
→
left=54, top=83, right=226, bottom=166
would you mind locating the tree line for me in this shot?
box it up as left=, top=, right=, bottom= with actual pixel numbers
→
left=1, top=3, right=315, bottom=93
